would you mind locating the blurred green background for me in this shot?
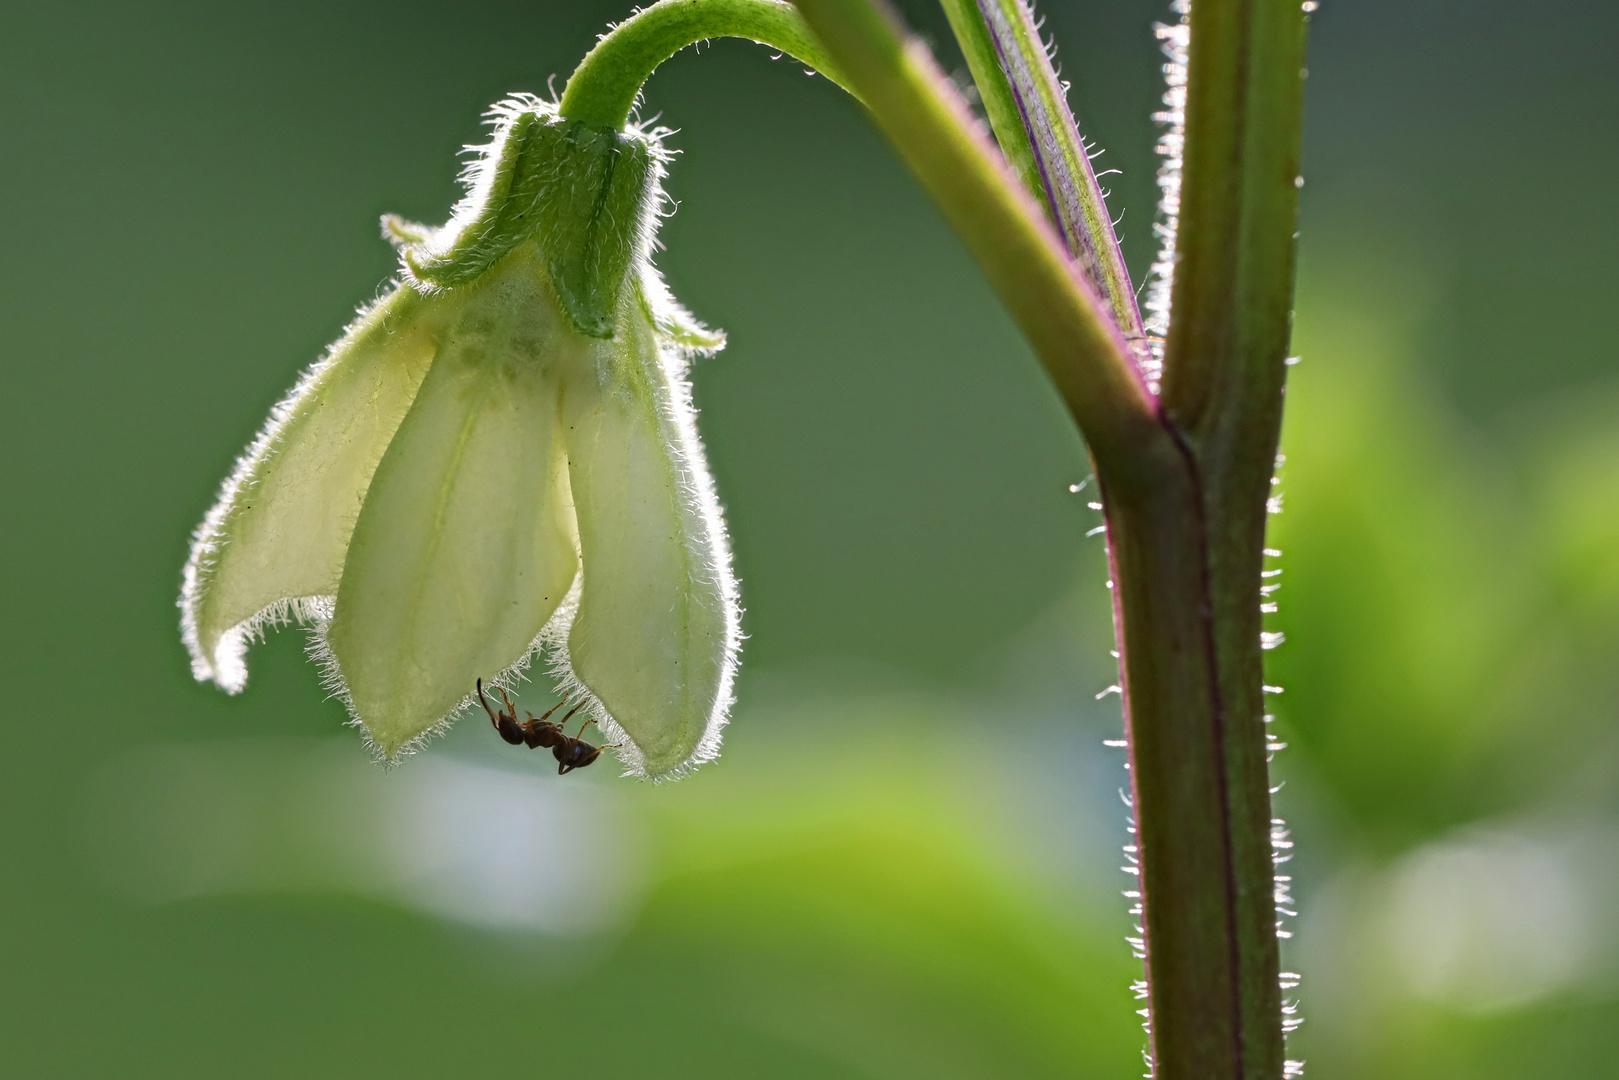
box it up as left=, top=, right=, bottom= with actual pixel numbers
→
left=3, top=0, right=1617, bottom=1076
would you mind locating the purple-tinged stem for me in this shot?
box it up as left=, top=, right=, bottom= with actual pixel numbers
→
left=940, top=0, right=1146, bottom=361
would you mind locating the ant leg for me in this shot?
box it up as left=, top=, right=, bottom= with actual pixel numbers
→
left=529, top=701, right=566, bottom=723
left=498, top=686, right=518, bottom=717
left=558, top=702, right=585, bottom=726
left=477, top=679, right=499, bottom=729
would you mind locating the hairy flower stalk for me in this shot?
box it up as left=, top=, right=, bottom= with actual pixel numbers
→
left=181, top=96, right=740, bottom=777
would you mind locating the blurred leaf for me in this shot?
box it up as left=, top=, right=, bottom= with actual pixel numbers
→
left=1272, top=248, right=1539, bottom=845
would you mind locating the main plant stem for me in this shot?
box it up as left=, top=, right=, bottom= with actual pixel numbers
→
left=1146, top=5, right=1308, bottom=1071
left=560, top=2, right=1306, bottom=1076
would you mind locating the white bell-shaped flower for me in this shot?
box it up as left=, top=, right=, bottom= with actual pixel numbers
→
left=181, top=96, right=739, bottom=778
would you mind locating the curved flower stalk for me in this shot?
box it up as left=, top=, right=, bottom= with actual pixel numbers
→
left=181, top=96, right=740, bottom=778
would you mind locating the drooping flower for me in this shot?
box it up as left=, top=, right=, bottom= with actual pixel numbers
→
left=180, top=95, right=740, bottom=778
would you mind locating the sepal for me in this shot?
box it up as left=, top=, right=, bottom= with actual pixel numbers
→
left=397, top=97, right=661, bottom=341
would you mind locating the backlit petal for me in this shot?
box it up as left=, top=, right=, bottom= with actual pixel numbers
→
left=181, top=287, right=443, bottom=691
left=325, top=248, right=584, bottom=756
left=561, top=300, right=740, bottom=778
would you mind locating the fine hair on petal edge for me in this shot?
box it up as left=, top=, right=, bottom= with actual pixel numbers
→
left=178, top=284, right=408, bottom=693
left=543, top=326, right=743, bottom=783
left=655, top=339, right=744, bottom=778
left=304, top=590, right=572, bottom=768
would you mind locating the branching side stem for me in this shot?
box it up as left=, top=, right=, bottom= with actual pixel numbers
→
left=939, top=0, right=1145, bottom=347
left=935, top=1, right=1044, bottom=209
left=786, top=0, right=1161, bottom=476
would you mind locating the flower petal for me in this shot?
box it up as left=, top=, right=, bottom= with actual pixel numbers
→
left=561, top=304, right=741, bottom=778
left=325, top=251, right=584, bottom=756
left=181, top=287, right=443, bottom=692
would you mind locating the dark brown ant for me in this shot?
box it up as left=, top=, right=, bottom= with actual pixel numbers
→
left=476, top=678, right=620, bottom=775
left=479, top=678, right=562, bottom=748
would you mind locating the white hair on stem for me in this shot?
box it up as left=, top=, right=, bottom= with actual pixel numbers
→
left=1132, top=8, right=1307, bottom=1072
left=1130, top=10, right=1192, bottom=1072
left=1143, top=0, right=1190, bottom=396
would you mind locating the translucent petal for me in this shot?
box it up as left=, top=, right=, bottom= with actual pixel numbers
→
left=326, top=252, right=584, bottom=756
left=562, top=305, right=740, bottom=778
left=181, top=287, right=443, bottom=691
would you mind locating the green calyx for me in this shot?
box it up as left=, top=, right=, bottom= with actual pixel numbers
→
left=388, top=97, right=659, bottom=339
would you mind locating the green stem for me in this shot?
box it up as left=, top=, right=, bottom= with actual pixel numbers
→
left=1151, top=2, right=1309, bottom=1073
left=792, top=2, right=1307, bottom=1078
left=787, top=0, right=1159, bottom=475
left=935, top=0, right=1043, bottom=206
left=558, top=0, right=855, bottom=130
left=939, top=0, right=1145, bottom=347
